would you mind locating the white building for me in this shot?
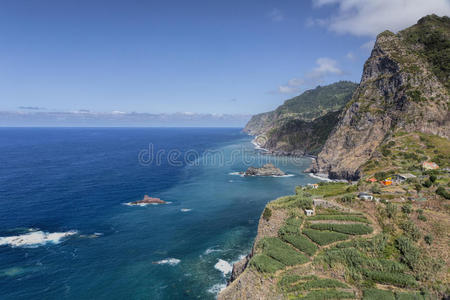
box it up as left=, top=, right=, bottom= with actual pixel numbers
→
left=305, top=209, right=315, bottom=216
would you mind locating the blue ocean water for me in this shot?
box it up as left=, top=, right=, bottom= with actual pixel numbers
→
left=0, top=128, right=318, bottom=299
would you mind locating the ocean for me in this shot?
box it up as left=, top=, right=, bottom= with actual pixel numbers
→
left=0, top=128, right=318, bottom=299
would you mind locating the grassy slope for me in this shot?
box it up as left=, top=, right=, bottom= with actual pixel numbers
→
left=241, top=132, right=449, bottom=299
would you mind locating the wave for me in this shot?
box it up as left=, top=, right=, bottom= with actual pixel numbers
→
left=308, top=173, right=334, bottom=182
left=123, top=201, right=172, bottom=207
left=153, top=258, right=180, bottom=266
left=228, top=172, right=244, bottom=177
left=204, top=247, right=222, bottom=255
left=271, top=174, right=295, bottom=178
left=207, top=283, right=226, bottom=295
left=251, top=138, right=268, bottom=152
left=214, top=259, right=233, bottom=276
left=180, top=208, right=192, bottom=212
left=0, top=230, right=78, bottom=248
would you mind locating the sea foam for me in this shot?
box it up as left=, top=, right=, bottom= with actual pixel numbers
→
left=0, top=230, right=77, bottom=248
left=180, top=208, right=192, bottom=212
left=214, top=259, right=233, bottom=276
left=207, top=283, right=226, bottom=294
left=154, top=258, right=180, bottom=266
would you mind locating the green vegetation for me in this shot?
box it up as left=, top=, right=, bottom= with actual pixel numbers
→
left=320, top=246, right=417, bottom=288
left=308, top=223, right=373, bottom=235
left=300, top=289, right=355, bottom=300
left=262, top=207, right=272, bottom=221
left=363, top=269, right=417, bottom=287
left=257, top=237, right=309, bottom=266
left=278, top=274, right=349, bottom=292
left=436, top=186, right=450, bottom=199
left=275, top=81, right=358, bottom=119
left=363, top=288, right=429, bottom=300
left=271, top=193, right=313, bottom=210
left=280, top=233, right=318, bottom=256
left=278, top=274, right=353, bottom=299
left=401, top=15, right=450, bottom=91
left=308, top=214, right=369, bottom=223
left=362, top=288, right=395, bottom=300
left=302, top=229, right=349, bottom=246
left=249, top=254, right=284, bottom=273
left=307, top=182, right=350, bottom=198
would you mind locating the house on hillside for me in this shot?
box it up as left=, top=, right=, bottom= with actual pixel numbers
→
left=307, top=183, right=319, bottom=189
left=358, top=192, right=373, bottom=201
left=422, top=161, right=439, bottom=170
left=304, top=209, right=315, bottom=216
left=381, top=177, right=392, bottom=186
left=393, top=173, right=417, bottom=183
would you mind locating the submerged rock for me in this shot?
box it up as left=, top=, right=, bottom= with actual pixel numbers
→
left=244, top=163, right=286, bottom=176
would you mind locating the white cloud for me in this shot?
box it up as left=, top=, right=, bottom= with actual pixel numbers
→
left=277, top=57, right=342, bottom=94
left=346, top=51, right=355, bottom=60
left=268, top=8, right=284, bottom=22
left=312, top=57, right=342, bottom=75
left=311, top=0, right=450, bottom=36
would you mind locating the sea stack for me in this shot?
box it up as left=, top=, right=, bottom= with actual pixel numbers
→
left=130, top=195, right=167, bottom=205
left=244, top=163, right=286, bottom=176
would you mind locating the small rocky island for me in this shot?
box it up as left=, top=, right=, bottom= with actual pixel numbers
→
left=129, top=195, right=167, bottom=205
left=244, top=163, right=286, bottom=176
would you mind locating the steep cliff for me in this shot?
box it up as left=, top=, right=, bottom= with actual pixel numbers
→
left=310, top=15, right=450, bottom=180
left=244, top=82, right=357, bottom=155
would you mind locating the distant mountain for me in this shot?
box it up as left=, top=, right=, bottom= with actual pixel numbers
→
left=309, top=14, right=450, bottom=180
left=244, top=81, right=358, bottom=155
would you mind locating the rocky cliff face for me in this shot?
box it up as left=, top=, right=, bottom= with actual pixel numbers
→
left=244, top=82, right=357, bottom=155
left=310, top=15, right=450, bottom=180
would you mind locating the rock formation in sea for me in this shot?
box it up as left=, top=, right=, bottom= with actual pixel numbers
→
left=129, top=195, right=167, bottom=205
left=244, top=163, right=286, bottom=176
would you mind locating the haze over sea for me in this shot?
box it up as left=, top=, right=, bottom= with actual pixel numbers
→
left=0, top=128, right=318, bottom=299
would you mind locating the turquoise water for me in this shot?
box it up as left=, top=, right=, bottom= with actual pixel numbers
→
left=0, top=128, right=318, bottom=299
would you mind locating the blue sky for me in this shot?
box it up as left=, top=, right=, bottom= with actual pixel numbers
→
left=0, top=0, right=449, bottom=121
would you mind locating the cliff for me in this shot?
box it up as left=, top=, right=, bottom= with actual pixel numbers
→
left=309, top=15, right=450, bottom=180
left=244, top=81, right=357, bottom=155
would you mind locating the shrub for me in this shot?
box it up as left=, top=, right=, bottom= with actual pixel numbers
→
left=250, top=254, right=284, bottom=273
left=340, top=195, right=354, bottom=203
left=262, top=207, right=272, bottom=221
left=258, top=237, right=309, bottom=266
left=302, top=229, right=349, bottom=246
left=401, top=204, right=412, bottom=215
left=424, top=234, right=433, bottom=245
left=436, top=186, right=450, bottom=199
left=381, top=148, right=391, bottom=156
left=417, top=214, right=427, bottom=221
left=395, top=236, right=421, bottom=270
left=386, top=203, right=397, bottom=219
left=399, top=221, right=422, bottom=241
left=280, top=233, right=318, bottom=256
left=414, top=183, right=422, bottom=192
left=371, top=185, right=381, bottom=194
left=308, top=223, right=373, bottom=235
left=422, top=179, right=432, bottom=188
left=429, top=174, right=437, bottom=183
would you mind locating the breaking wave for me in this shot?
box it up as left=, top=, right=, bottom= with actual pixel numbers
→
left=0, top=230, right=78, bottom=248
left=153, top=258, right=181, bottom=266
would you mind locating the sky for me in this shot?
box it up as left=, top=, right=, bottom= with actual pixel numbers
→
left=0, top=0, right=449, bottom=126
